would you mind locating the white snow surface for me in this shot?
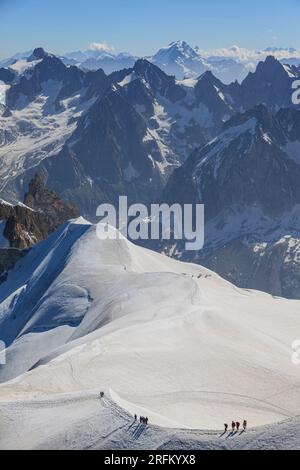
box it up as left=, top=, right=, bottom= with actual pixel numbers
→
left=118, top=71, right=138, bottom=87
left=176, top=78, right=198, bottom=88
left=0, top=81, right=10, bottom=106
left=9, top=59, right=42, bottom=75
left=1, top=389, right=300, bottom=450
left=0, top=219, right=300, bottom=448
left=0, top=87, right=95, bottom=193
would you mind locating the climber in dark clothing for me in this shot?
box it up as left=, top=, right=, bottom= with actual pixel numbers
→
left=224, top=423, right=228, bottom=432
left=236, top=422, right=240, bottom=431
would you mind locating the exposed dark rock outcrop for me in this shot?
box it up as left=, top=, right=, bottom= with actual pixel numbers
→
left=1, top=53, right=299, bottom=215
left=1, top=174, right=79, bottom=249
left=162, top=105, right=300, bottom=299
left=0, top=248, right=26, bottom=283
left=198, top=236, right=300, bottom=300
left=0, top=175, right=79, bottom=282
left=28, top=47, right=49, bottom=61
left=24, top=173, right=79, bottom=227
left=0, top=67, right=15, bottom=84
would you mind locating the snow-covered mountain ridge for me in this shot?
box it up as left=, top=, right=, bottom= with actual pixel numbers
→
left=0, top=219, right=300, bottom=436
left=1, top=48, right=300, bottom=301
left=0, top=49, right=298, bottom=214
left=2, top=41, right=300, bottom=84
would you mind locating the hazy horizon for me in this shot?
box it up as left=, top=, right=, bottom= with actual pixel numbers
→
left=1, top=0, right=300, bottom=60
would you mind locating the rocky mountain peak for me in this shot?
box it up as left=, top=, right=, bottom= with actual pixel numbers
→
left=248, top=55, right=287, bottom=79
left=240, top=55, right=297, bottom=110
left=28, top=47, right=49, bottom=61
left=133, top=58, right=170, bottom=81
left=223, top=104, right=282, bottom=136
left=263, top=54, right=281, bottom=66
left=153, top=40, right=198, bottom=62
left=25, top=173, right=45, bottom=197
left=196, top=70, right=221, bottom=86
left=133, top=58, right=154, bottom=74
left=276, top=107, right=300, bottom=138
left=169, top=40, right=197, bottom=55
left=132, top=58, right=176, bottom=96
left=0, top=175, right=79, bottom=250
left=23, top=173, right=79, bottom=222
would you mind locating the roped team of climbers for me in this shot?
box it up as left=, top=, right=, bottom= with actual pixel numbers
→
left=100, top=391, right=247, bottom=433
left=100, top=392, right=149, bottom=425
left=224, top=420, right=247, bottom=433
left=135, top=414, right=148, bottom=425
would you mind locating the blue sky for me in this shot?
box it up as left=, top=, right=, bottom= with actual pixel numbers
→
left=0, top=0, right=299, bottom=59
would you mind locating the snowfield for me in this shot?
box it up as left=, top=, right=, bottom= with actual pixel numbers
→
left=1, top=389, right=300, bottom=450
left=0, top=219, right=300, bottom=449
left=0, top=87, right=95, bottom=198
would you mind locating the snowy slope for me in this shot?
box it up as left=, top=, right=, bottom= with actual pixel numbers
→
left=0, top=89, right=95, bottom=195
left=0, top=390, right=300, bottom=450
left=0, top=389, right=300, bottom=450
left=0, top=219, right=300, bottom=438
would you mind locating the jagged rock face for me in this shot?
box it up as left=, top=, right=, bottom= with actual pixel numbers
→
left=34, top=85, right=168, bottom=211
left=0, top=50, right=113, bottom=209
left=7, top=54, right=84, bottom=110
left=200, top=236, right=300, bottom=300
left=0, top=53, right=299, bottom=215
left=24, top=174, right=79, bottom=223
left=277, top=107, right=300, bottom=139
left=10, top=58, right=235, bottom=213
left=3, top=47, right=111, bottom=122
left=0, top=68, right=15, bottom=84
left=164, top=105, right=300, bottom=217
left=28, top=47, right=48, bottom=61
left=5, top=47, right=110, bottom=112
left=0, top=248, right=26, bottom=283
left=70, top=87, right=159, bottom=183
left=0, top=174, right=79, bottom=249
left=194, top=72, right=240, bottom=122
left=162, top=105, right=300, bottom=299
left=0, top=201, right=13, bottom=220
left=241, top=56, right=298, bottom=110
left=1, top=52, right=300, bottom=297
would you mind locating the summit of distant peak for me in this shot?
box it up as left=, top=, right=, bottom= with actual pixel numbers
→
left=28, top=47, right=49, bottom=61
left=153, top=40, right=198, bottom=60
left=170, top=40, right=192, bottom=49
left=256, top=55, right=284, bottom=73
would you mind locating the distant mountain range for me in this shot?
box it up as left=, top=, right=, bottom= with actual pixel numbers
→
left=1, top=41, right=300, bottom=84
left=0, top=48, right=299, bottom=211
left=2, top=35, right=300, bottom=450
left=1, top=46, right=300, bottom=298
left=163, top=104, right=300, bottom=298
